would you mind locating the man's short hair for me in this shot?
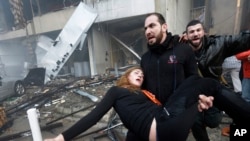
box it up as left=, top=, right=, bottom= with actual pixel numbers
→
left=146, top=12, right=166, bottom=25
left=186, top=20, right=204, bottom=32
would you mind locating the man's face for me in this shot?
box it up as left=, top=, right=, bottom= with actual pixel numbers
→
left=186, top=23, right=205, bottom=50
left=144, top=15, right=167, bottom=45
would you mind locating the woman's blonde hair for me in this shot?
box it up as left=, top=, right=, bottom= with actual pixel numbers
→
left=116, top=66, right=142, bottom=92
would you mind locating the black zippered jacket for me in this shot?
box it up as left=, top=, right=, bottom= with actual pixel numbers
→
left=141, top=32, right=198, bottom=103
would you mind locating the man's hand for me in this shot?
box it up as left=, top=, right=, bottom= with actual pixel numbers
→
left=179, top=33, right=188, bottom=43
left=198, top=95, right=214, bottom=112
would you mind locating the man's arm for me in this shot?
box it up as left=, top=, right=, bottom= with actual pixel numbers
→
left=217, top=31, right=250, bottom=57
left=183, top=44, right=199, bottom=77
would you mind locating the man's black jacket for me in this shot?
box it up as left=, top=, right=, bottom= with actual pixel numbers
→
left=141, top=32, right=198, bottom=103
left=196, top=30, right=250, bottom=79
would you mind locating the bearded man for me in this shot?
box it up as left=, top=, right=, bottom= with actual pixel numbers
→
left=126, top=13, right=214, bottom=141
left=186, top=19, right=250, bottom=140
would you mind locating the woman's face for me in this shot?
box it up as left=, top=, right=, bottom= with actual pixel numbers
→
left=127, top=69, right=144, bottom=87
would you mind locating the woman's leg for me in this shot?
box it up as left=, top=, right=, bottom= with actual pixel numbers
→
left=163, top=76, right=220, bottom=117
left=213, top=86, right=250, bottom=127
left=156, top=76, right=219, bottom=141
left=188, top=77, right=250, bottom=126
left=182, top=77, right=250, bottom=122
left=126, top=131, right=146, bottom=141
left=182, top=76, right=250, bottom=126
left=156, top=104, right=198, bottom=141
left=157, top=75, right=250, bottom=140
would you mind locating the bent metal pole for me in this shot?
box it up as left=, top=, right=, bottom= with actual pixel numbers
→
left=27, top=108, right=43, bottom=141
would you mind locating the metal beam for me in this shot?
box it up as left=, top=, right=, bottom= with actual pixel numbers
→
left=110, top=35, right=141, bottom=61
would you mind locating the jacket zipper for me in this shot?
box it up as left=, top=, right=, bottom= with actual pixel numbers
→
left=157, top=59, right=161, bottom=100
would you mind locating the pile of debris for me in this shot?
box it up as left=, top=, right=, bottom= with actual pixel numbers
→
left=0, top=73, right=127, bottom=141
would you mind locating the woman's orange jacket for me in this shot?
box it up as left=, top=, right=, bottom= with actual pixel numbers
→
left=236, top=50, right=250, bottom=78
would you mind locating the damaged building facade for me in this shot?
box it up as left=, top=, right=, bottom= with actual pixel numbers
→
left=0, top=0, right=192, bottom=82
left=0, top=0, right=249, bottom=82
left=0, top=0, right=247, bottom=81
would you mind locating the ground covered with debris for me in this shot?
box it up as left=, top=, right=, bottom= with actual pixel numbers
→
left=0, top=74, right=231, bottom=141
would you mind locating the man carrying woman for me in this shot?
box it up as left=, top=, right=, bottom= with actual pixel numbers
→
left=44, top=66, right=250, bottom=141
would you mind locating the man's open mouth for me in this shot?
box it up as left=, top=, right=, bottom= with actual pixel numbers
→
left=148, top=36, right=154, bottom=40
left=193, top=38, right=200, bottom=42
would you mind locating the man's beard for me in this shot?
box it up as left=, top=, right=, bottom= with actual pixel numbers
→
left=188, top=38, right=203, bottom=50
left=148, top=31, right=164, bottom=46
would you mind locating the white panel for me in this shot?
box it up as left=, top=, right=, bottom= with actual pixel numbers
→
left=37, top=2, right=97, bottom=83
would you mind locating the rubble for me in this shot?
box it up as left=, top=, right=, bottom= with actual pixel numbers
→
left=0, top=73, right=126, bottom=140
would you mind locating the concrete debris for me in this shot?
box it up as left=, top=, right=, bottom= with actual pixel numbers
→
left=0, top=73, right=125, bottom=140
left=73, top=89, right=99, bottom=102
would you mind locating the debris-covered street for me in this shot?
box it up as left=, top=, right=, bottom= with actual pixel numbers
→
left=0, top=73, right=231, bottom=141
left=0, top=74, right=127, bottom=141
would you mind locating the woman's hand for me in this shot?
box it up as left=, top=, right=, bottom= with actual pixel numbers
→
left=198, top=95, right=214, bottom=112
left=44, top=134, right=65, bottom=141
